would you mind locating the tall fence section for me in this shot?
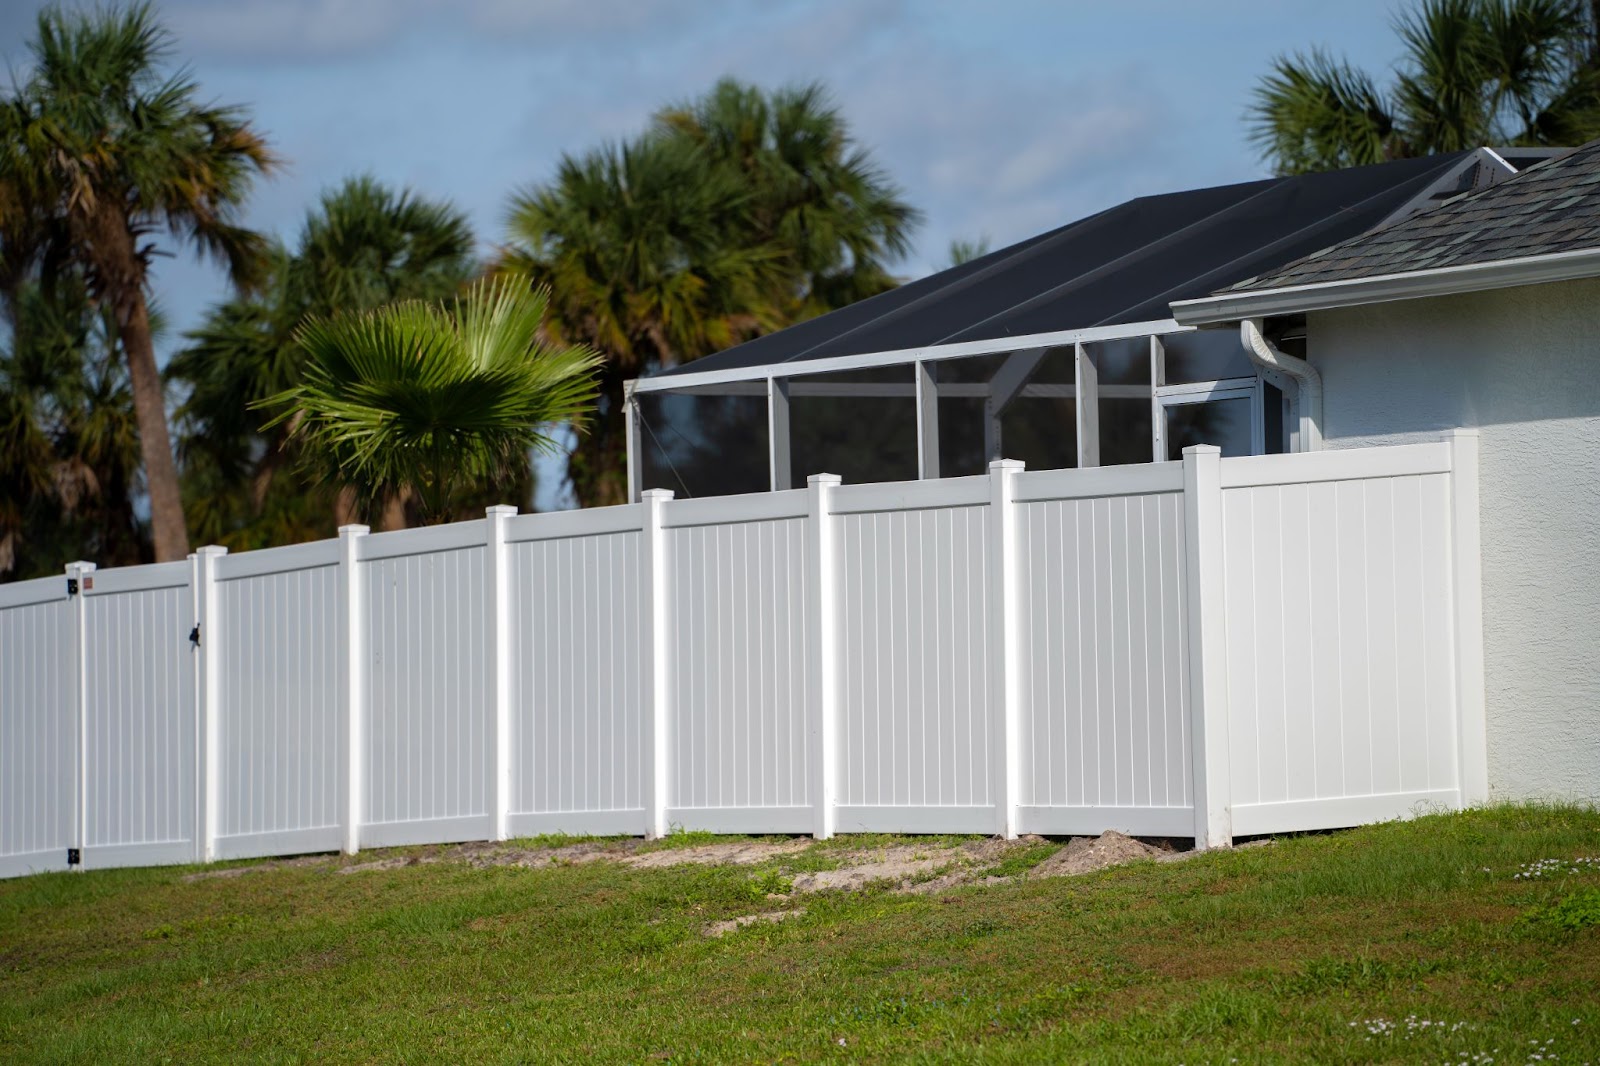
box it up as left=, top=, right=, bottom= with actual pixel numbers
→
left=0, top=436, right=1486, bottom=877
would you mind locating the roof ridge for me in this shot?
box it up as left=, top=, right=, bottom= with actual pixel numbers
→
left=1214, top=139, right=1598, bottom=295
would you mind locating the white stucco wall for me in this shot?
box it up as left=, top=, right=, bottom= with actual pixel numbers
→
left=1310, top=278, right=1600, bottom=802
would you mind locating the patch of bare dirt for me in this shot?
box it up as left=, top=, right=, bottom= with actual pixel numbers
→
left=180, top=855, right=334, bottom=882
left=1030, top=830, right=1162, bottom=878
left=336, top=855, right=440, bottom=875
left=452, top=839, right=637, bottom=870
left=787, top=837, right=1046, bottom=895
left=703, top=908, right=806, bottom=938
left=790, top=847, right=951, bottom=893
left=622, top=839, right=812, bottom=869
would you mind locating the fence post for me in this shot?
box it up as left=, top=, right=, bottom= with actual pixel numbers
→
left=1445, top=429, right=1487, bottom=806
left=65, top=560, right=95, bottom=871
left=1182, top=444, right=1231, bottom=849
left=192, top=546, right=226, bottom=862
left=987, top=459, right=1024, bottom=838
left=338, top=524, right=369, bottom=855
left=641, top=489, right=674, bottom=838
left=807, top=473, right=842, bottom=840
left=485, top=506, right=516, bottom=841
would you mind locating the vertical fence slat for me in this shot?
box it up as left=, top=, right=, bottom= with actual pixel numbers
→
left=808, top=474, right=841, bottom=839
left=194, top=546, right=225, bottom=861
left=642, top=490, right=673, bottom=838
left=486, top=507, right=514, bottom=842
left=339, top=524, right=368, bottom=855
left=987, top=460, right=1024, bottom=838
left=1184, top=445, right=1232, bottom=849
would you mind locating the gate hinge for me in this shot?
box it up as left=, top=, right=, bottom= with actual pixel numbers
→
left=188, top=623, right=201, bottom=648
left=67, top=577, right=78, bottom=596
left=67, top=848, right=80, bottom=867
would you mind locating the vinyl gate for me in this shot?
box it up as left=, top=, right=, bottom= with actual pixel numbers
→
left=0, top=435, right=1486, bottom=877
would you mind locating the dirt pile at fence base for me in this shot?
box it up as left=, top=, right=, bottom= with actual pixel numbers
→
left=1030, top=830, right=1163, bottom=878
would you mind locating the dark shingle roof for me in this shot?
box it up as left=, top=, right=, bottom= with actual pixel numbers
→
left=1215, top=141, right=1600, bottom=293
left=649, top=152, right=1475, bottom=380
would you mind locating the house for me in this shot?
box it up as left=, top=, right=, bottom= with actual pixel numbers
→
left=627, top=141, right=1600, bottom=806
left=1171, top=139, right=1600, bottom=804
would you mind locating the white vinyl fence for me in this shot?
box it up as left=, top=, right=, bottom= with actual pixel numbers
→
left=0, top=436, right=1486, bottom=877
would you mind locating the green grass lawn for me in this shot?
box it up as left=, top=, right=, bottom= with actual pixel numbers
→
left=2, top=805, right=1599, bottom=1063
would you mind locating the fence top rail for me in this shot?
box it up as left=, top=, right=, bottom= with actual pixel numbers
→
left=507, top=503, right=642, bottom=544
left=831, top=474, right=989, bottom=515
left=1219, top=440, right=1452, bottom=489
left=357, top=519, right=487, bottom=561
left=0, top=574, right=68, bottom=610
left=1013, top=461, right=1184, bottom=504
left=215, top=538, right=339, bottom=582
left=660, top=488, right=809, bottom=529
left=83, top=559, right=191, bottom=596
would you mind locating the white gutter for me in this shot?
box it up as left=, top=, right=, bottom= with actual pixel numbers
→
left=1171, top=246, right=1600, bottom=326
left=1242, top=318, right=1322, bottom=451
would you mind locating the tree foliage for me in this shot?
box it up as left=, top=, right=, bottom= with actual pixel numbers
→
left=502, top=78, right=920, bottom=507
left=263, top=278, right=600, bottom=524
left=0, top=1, right=275, bottom=559
left=167, top=176, right=479, bottom=545
left=1249, top=0, right=1600, bottom=174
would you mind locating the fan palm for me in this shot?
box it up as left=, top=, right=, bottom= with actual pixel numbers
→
left=502, top=134, right=785, bottom=506
left=263, top=278, right=599, bottom=524
left=1, top=2, right=275, bottom=560
left=1, top=277, right=147, bottom=577
left=169, top=176, right=476, bottom=543
left=502, top=79, right=920, bottom=507
left=654, top=78, right=922, bottom=316
left=1249, top=0, right=1600, bottom=174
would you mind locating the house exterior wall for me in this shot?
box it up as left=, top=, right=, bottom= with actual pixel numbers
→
left=1310, top=278, right=1600, bottom=803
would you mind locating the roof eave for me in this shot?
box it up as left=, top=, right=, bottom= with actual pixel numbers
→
left=1170, top=246, right=1600, bottom=326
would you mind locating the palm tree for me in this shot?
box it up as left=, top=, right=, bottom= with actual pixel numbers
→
left=946, top=236, right=993, bottom=268
left=2, top=3, right=275, bottom=560
left=169, top=176, right=477, bottom=543
left=654, top=79, right=922, bottom=317
left=263, top=278, right=599, bottom=524
left=1, top=276, right=147, bottom=577
left=502, top=79, right=920, bottom=508
left=1248, top=0, right=1600, bottom=175
left=502, top=135, right=785, bottom=506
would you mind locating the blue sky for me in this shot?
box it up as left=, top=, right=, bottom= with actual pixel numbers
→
left=2, top=0, right=1411, bottom=507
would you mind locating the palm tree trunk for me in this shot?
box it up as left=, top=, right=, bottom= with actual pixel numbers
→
left=117, top=295, right=190, bottom=561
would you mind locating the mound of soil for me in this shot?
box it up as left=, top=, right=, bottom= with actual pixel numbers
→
left=1030, top=830, right=1161, bottom=878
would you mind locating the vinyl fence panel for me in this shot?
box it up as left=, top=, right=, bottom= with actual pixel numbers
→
left=505, top=508, right=649, bottom=836
left=1220, top=442, right=1464, bottom=835
left=213, top=541, right=344, bottom=860
left=662, top=492, right=813, bottom=832
left=0, top=578, right=77, bottom=878
left=80, top=562, right=197, bottom=869
left=359, top=526, right=492, bottom=847
left=833, top=477, right=996, bottom=833
left=1013, top=463, right=1196, bottom=837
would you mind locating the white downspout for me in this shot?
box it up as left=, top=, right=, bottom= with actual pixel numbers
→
left=1241, top=317, right=1322, bottom=451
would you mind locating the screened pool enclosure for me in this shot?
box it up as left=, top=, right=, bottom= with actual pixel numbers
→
left=623, top=147, right=1548, bottom=501
left=626, top=322, right=1302, bottom=499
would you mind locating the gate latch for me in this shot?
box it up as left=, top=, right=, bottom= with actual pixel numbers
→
left=188, top=624, right=201, bottom=648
